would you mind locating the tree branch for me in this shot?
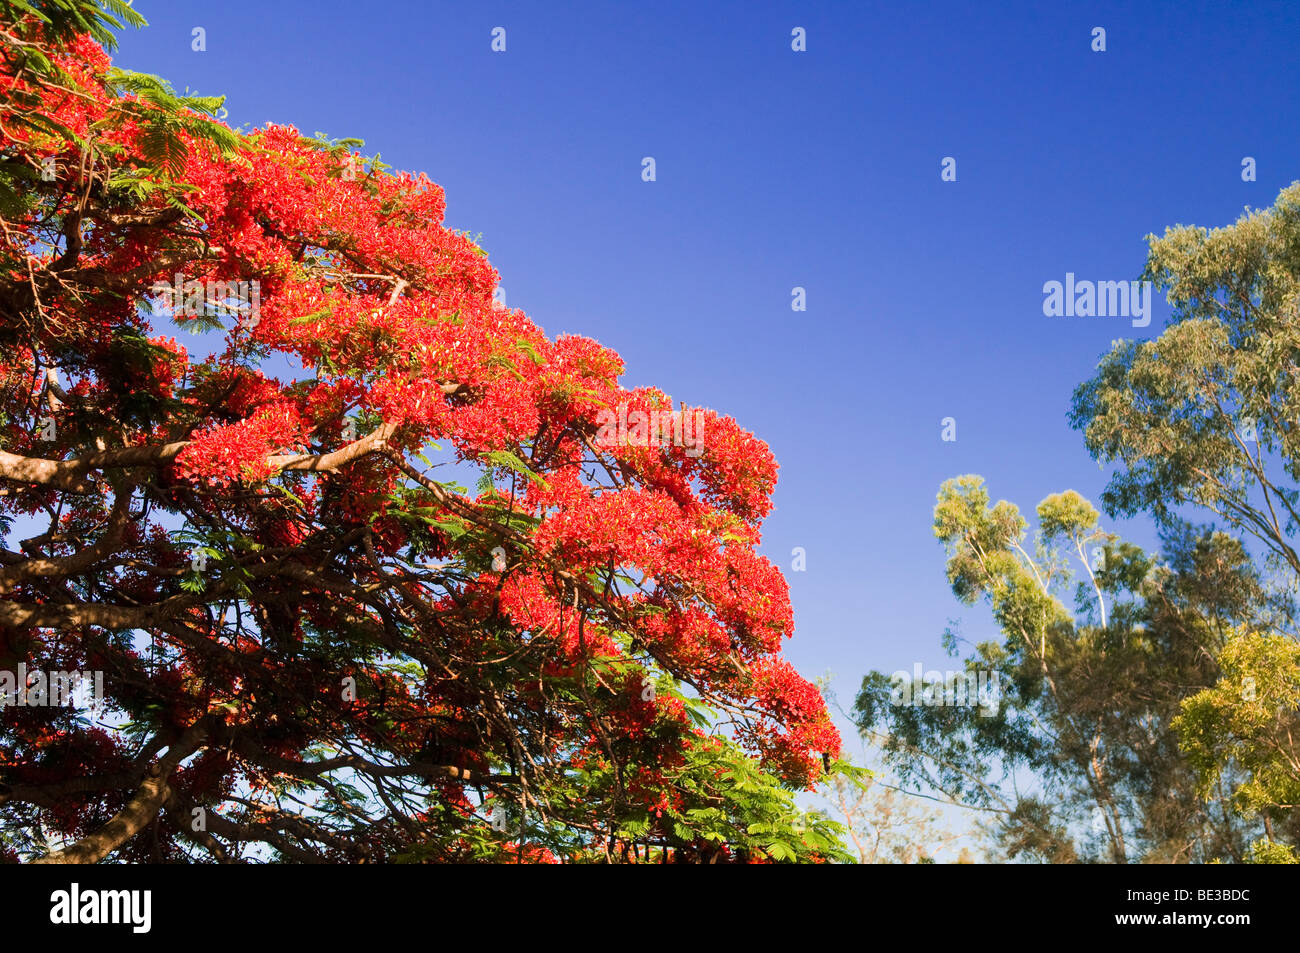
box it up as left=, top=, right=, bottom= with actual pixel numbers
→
left=29, top=720, right=212, bottom=864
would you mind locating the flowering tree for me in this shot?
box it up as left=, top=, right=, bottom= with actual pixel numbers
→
left=0, top=1, right=845, bottom=863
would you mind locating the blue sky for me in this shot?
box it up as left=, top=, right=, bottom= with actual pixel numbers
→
left=111, top=1, right=1299, bottom=791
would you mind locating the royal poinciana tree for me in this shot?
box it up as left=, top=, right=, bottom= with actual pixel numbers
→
left=0, top=2, right=846, bottom=863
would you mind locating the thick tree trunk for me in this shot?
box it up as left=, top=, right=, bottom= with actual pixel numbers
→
left=29, top=722, right=210, bottom=864
left=31, top=775, right=174, bottom=865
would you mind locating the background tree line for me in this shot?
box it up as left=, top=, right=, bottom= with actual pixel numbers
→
left=852, top=183, right=1300, bottom=863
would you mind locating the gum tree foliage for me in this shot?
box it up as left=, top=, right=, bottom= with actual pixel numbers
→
left=1070, top=183, right=1300, bottom=577
left=858, top=185, right=1300, bottom=864
left=0, top=2, right=847, bottom=863
left=1173, top=629, right=1300, bottom=863
left=854, top=476, right=1279, bottom=863
left=1071, top=181, right=1300, bottom=862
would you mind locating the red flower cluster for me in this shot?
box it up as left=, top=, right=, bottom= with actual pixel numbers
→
left=0, top=9, right=841, bottom=863
left=175, top=404, right=308, bottom=485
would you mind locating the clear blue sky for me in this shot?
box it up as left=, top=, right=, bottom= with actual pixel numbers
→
left=111, top=0, right=1300, bottom=751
